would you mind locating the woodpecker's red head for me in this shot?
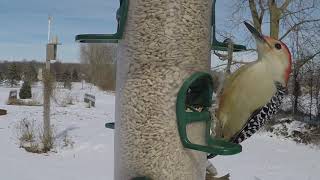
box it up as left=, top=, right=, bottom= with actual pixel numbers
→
left=244, top=22, right=292, bottom=86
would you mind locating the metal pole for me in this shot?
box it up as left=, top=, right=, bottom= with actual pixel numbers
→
left=48, top=16, right=52, bottom=43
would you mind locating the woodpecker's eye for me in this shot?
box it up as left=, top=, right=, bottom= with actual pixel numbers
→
left=275, top=43, right=282, bottom=50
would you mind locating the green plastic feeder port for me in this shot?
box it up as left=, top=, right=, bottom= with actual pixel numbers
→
left=105, top=122, right=115, bottom=129
left=176, top=72, right=242, bottom=155
left=75, top=0, right=129, bottom=43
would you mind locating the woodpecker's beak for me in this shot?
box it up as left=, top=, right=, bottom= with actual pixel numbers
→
left=244, top=21, right=272, bottom=48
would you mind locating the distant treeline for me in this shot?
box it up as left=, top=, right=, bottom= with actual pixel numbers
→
left=0, top=60, right=87, bottom=84
left=1, top=43, right=118, bottom=92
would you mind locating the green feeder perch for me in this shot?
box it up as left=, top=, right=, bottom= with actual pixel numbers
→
left=75, top=0, right=129, bottom=43
left=176, top=72, right=242, bottom=155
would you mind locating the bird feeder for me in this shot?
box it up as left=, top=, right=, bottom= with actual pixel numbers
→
left=76, top=0, right=245, bottom=179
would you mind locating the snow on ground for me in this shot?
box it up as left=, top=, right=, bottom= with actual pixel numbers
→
left=212, top=133, right=320, bottom=180
left=0, top=83, right=320, bottom=180
left=0, top=83, right=115, bottom=180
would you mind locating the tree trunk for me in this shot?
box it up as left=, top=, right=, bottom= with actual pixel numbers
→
left=268, top=0, right=281, bottom=39
left=315, top=73, right=320, bottom=120
left=292, top=68, right=300, bottom=115
left=248, top=0, right=262, bottom=32
left=43, top=68, right=52, bottom=151
left=309, top=70, right=313, bottom=121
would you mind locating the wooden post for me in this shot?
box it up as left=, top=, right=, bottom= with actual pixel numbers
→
left=115, top=0, right=212, bottom=179
left=43, top=16, right=60, bottom=149
left=43, top=56, right=51, bottom=145
left=43, top=16, right=52, bottom=146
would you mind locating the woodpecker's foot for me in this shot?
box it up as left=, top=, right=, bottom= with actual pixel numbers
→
left=205, top=170, right=230, bottom=180
left=209, top=108, right=223, bottom=138
left=206, top=161, right=230, bottom=180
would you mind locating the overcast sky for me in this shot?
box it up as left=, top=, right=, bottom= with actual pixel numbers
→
left=0, top=0, right=249, bottom=62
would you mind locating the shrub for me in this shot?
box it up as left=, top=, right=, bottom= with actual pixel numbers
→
left=0, top=109, right=7, bottom=116
left=41, top=132, right=55, bottom=153
left=62, top=132, right=74, bottom=148
left=52, top=90, right=76, bottom=107
left=19, top=81, right=32, bottom=99
left=16, top=118, right=36, bottom=143
left=62, top=70, right=72, bottom=90
left=7, top=99, right=41, bottom=106
left=15, top=118, right=56, bottom=153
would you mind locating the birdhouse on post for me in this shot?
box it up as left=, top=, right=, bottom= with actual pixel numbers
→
left=46, top=36, right=60, bottom=61
left=46, top=43, right=57, bottom=61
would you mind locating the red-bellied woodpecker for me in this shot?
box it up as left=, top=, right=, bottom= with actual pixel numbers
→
left=208, top=22, right=292, bottom=159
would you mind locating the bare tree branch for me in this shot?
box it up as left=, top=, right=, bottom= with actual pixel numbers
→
left=212, top=61, right=250, bottom=70
left=280, top=0, right=292, bottom=11
left=226, top=39, right=234, bottom=75
left=268, top=0, right=282, bottom=38
left=296, top=50, right=320, bottom=69
left=280, top=19, right=320, bottom=40
left=258, top=0, right=266, bottom=24
left=213, top=51, right=228, bottom=61
left=281, top=4, right=315, bottom=20
left=249, top=0, right=263, bottom=32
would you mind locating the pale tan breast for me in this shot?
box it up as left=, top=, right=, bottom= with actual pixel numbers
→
left=217, top=61, right=277, bottom=139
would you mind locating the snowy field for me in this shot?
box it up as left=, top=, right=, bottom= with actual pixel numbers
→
left=0, top=83, right=319, bottom=180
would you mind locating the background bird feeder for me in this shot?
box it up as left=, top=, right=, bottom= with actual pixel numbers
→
left=211, top=0, right=246, bottom=51
left=75, top=0, right=128, bottom=43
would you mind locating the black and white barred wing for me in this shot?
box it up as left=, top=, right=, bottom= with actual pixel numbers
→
left=230, top=82, right=286, bottom=144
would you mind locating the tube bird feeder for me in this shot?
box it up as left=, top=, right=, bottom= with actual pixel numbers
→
left=76, top=0, right=246, bottom=179
left=113, top=1, right=213, bottom=178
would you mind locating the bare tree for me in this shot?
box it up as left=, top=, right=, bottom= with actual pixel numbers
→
left=80, top=44, right=117, bottom=91
left=215, top=0, right=320, bottom=118
left=228, top=0, right=320, bottom=40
